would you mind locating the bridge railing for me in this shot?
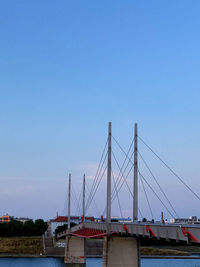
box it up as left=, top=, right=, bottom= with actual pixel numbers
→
left=83, top=222, right=200, bottom=243
left=57, top=221, right=200, bottom=243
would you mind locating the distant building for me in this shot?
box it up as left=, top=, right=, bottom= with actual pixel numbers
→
left=111, top=217, right=132, bottom=223
left=15, top=217, right=32, bottom=224
left=50, top=216, right=95, bottom=236
left=0, top=215, right=14, bottom=223
left=170, top=216, right=198, bottom=224
left=95, top=216, right=132, bottom=223
left=47, top=219, right=54, bottom=237
left=0, top=215, right=33, bottom=224
left=117, top=217, right=132, bottom=223
left=189, top=216, right=198, bottom=222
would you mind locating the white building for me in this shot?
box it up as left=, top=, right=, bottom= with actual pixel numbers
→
left=50, top=216, right=95, bottom=235
left=170, top=216, right=198, bottom=224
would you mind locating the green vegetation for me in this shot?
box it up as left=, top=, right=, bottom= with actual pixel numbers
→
left=54, top=222, right=76, bottom=235
left=0, top=219, right=48, bottom=237
left=141, top=236, right=189, bottom=246
left=141, top=246, right=189, bottom=256
left=0, top=237, right=43, bottom=254
left=139, top=236, right=200, bottom=255
left=152, top=245, right=200, bottom=254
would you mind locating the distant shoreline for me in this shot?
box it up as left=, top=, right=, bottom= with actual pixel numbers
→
left=1, top=237, right=200, bottom=260
left=1, top=254, right=200, bottom=260
left=142, top=255, right=200, bottom=259
left=0, top=254, right=46, bottom=258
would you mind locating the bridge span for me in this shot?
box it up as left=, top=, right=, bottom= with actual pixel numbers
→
left=60, top=221, right=200, bottom=267
left=59, top=221, right=200, bottom=243
left=61, top=122, right=200, bottom=266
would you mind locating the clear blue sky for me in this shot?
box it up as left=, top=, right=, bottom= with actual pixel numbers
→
left=0, top=0, right=200, bottom=221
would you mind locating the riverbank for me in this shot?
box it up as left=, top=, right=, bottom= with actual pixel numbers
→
left=141, top=246, right=189, bottom=256
left=0, top=237, right=43, bottom=255
left=0, top=254, right=45, bottom=258
left=142, top=255, right=200, bottom=259
left=1, top=237, right=200, bottom=259
left=1, top=254, right=200, bottom=260
left=86, top=239, right=198, bottom=257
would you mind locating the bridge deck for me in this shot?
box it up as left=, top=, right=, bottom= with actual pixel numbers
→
left=58, top=222, right=200, bottom=243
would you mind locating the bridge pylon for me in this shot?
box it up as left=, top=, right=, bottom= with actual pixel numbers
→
left=106, top=122, right=112, bottom=234
left=133, top=123, right=138, bottom=222
left=64, top=174, right=86, bottom=266
left=102, top=122, right=140, bottom=267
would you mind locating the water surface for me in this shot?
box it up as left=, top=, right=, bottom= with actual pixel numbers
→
left=1, top=258, right=200, bottom=267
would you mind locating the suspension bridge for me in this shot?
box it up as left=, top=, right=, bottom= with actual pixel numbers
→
left=59, top=122, right=200, bottom=267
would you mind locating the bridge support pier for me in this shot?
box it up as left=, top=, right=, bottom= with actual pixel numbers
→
left=103, top=236, right=140, bottom=267
left=64, top=236, right=86, bottom=266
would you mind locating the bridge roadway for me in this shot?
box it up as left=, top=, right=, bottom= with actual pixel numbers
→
left=58, top=221, right=200, bottom=243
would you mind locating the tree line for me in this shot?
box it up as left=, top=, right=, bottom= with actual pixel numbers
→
left=54, top=222, right=76, bottom=236
left=0, top=219, right=48, bottom=237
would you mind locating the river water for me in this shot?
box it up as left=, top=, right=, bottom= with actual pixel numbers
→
left=0, top=258, right=200, bottom=267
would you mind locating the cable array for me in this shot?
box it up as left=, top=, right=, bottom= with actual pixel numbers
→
left=138, top=150, right=179, bottom=218
left=139, top=171, right=154, bottom=220
left=63, top=128, right=200, bottom=222
left=138, top=136, right=200, bottom=203
left=85, top=138, right=108, bottom=214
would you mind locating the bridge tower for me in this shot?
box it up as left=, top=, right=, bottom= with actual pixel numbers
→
left=64, top=174, right=86, bottom=266
left=82, top=174, right=86, bottom=223
left=106, top=121, right=112, bottom=234
left=103, top=122, right=140, bottom=267
left=133, top=123, right=138, bottom=222
left=68, top=173, right=71, bottom=230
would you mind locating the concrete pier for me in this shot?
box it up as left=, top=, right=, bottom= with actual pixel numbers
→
left=64, top=236, right=86, bottom=266
left=103, top=236, right=140, bottom=267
